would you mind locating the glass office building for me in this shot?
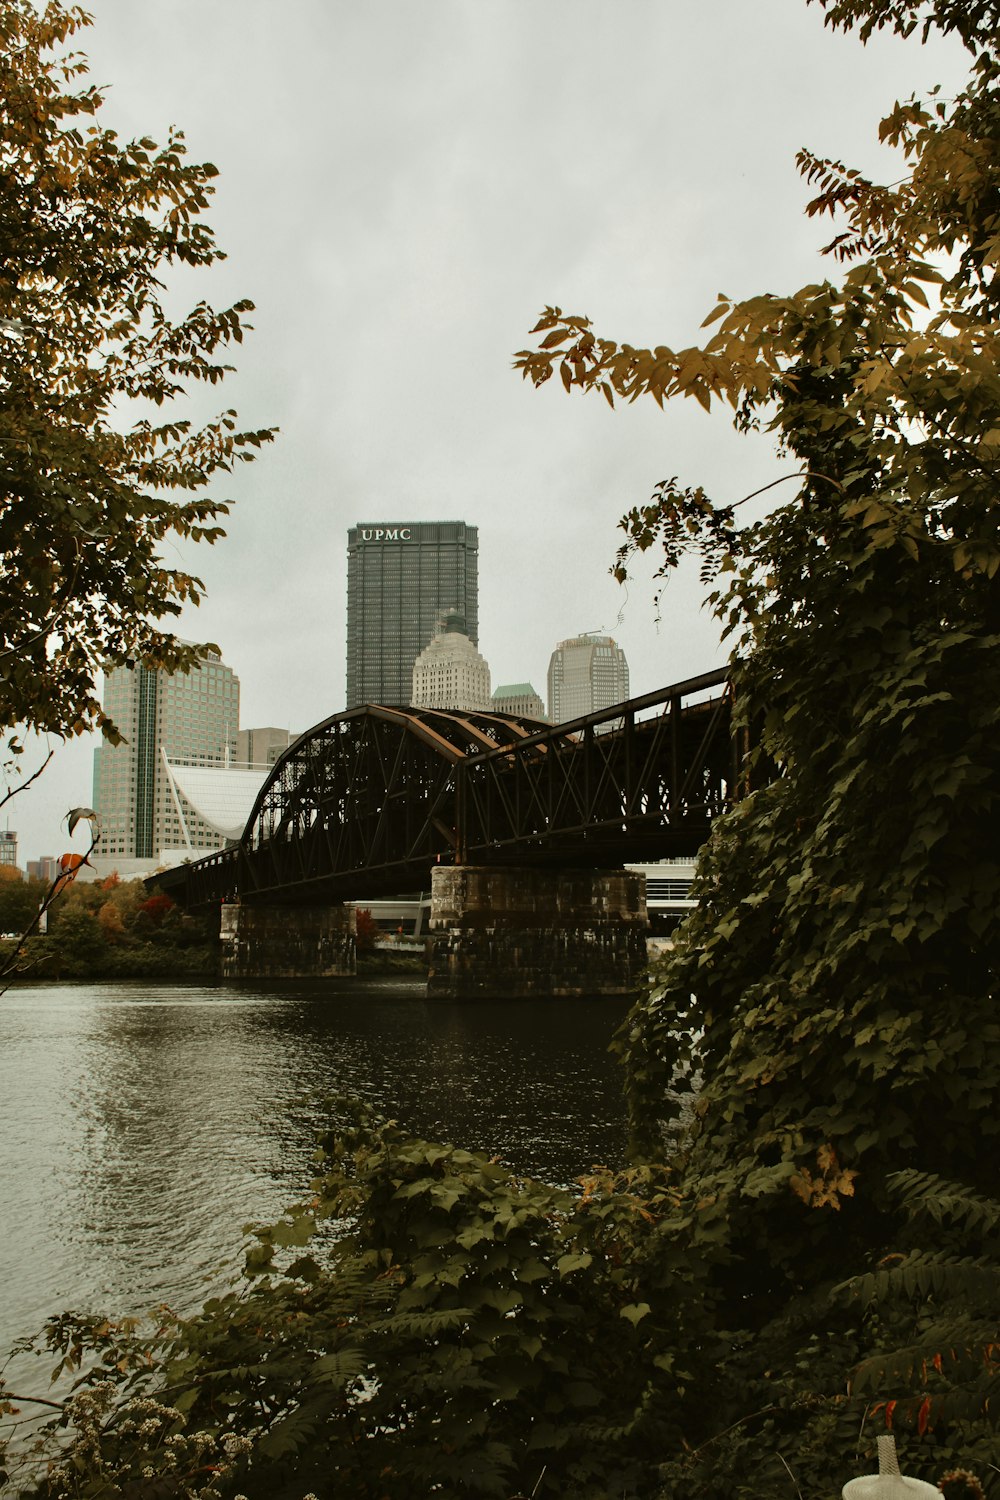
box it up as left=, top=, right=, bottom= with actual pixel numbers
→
left=93, top=652, right=240, bottom=860
left=346, top=521, right=479, bottom=708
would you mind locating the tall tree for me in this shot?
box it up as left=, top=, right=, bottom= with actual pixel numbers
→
left=0, top=1, right=273, bottom=749
left=516, top=0, right=1000, bottom=1483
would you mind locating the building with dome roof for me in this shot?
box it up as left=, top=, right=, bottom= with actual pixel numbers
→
left=410, top=610, right=491, bottom=713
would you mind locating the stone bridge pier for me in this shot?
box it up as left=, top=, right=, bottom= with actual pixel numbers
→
left=220, top=901, right=356, bottom=980
left=427, top=865, right=648, bottom=1000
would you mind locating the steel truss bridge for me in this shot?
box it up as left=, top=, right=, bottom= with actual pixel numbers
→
left=158, top=668, right=747, bottom=910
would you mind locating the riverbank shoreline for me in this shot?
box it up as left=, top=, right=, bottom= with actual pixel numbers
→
left=0, top=936, right=429, bottom=983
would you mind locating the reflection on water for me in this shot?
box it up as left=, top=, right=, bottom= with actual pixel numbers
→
left=0, top=978, right=629, bottom=1349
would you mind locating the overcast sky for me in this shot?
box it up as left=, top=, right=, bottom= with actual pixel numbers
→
left=11, top=0, right=970, bottom=865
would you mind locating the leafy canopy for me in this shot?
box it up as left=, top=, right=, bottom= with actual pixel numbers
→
left=4, top=1, right=1000, bottom=1496
left=0, top=1, right=274, bottom=744
left=515, top=0, right=1000, bottom=1485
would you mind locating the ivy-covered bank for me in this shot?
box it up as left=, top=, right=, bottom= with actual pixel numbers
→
left=3, top=0, right=1000, bottom=1496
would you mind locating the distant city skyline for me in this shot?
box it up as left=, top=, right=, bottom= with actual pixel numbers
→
left=4, top=1, right=970, bottom=863
left=9, top=597, right=637, bottom=876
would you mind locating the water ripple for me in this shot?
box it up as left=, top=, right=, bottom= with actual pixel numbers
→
left=1, top=978, right=629, bottom=1349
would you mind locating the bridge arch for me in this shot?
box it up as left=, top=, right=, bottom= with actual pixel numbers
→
left=233, top=704, right=573, bottom=903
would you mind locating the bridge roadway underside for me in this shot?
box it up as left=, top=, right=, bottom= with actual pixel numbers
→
left=159, top=671, right=740, bottom=996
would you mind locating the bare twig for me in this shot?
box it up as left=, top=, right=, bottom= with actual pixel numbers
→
left=2, top=1392, right=66, bottom=1410
left=0, top=812, right=101, bottom=994
left=0, top=748, right=55, bottom=813
left=777, top=1452, right=804, bottom=1500
left=731, top=467, right=847, bottom=511
left=688, top=1404, right=781, bottom=1455
left=731, top=472, right=807, bottom=509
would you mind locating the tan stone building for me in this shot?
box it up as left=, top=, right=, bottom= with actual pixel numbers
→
left=411, top=610, right=491, bottom=712
left=490, top=683, right=547, bottom=721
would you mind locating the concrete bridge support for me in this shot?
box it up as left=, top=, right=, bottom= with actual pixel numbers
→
left=220, top=901, right=356, bottom=980
left=427, top=865, right=648, bottom=1000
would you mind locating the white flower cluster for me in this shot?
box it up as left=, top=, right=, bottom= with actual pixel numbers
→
left=222, top=1432, right=255, bottom=1456
left=2, top=1373, right=263, bottom=1500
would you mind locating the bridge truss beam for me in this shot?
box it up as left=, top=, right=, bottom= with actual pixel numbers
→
left=157, top=669, right=742, bottom=911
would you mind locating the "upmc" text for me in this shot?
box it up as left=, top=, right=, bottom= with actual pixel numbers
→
left=360, top=527, right=413, bottom=541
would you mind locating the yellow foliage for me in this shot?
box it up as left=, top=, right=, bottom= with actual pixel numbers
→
left=789, top=1145, right=860, bottom=1211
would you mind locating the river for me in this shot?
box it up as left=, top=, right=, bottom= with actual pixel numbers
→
left=0, top=977, right=631, bottom=1354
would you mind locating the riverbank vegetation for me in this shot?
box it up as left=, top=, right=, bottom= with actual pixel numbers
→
left=0, top=873, right=217, bottom=981
left=0, top=880, right=423, bottom=983
left=2, top=0, right=999, bottom=1495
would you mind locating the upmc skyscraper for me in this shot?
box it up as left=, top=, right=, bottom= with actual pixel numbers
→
left=346, top=521, right=479, bottom=707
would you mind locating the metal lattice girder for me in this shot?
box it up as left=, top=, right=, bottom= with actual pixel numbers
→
left=455, top=672, right=735, bottom=866
left=155, top=671, right=742, bottom=910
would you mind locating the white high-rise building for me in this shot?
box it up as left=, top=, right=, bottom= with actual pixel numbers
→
left=411, top=610, right=491, bottom=713
left=547, top=634, right=630, bottom=723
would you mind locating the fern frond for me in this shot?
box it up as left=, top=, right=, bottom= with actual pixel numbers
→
left=308, top=1348, right=369, bottom=1388
left=836, top=1251, right=1000, bottom=1309
left=887, top=1170, right=1000, bottom=1235
left=906, top=1316, right=1000, bottom=1352
left=867, top=1372, right=1000, bottom=1433
left=851, top=1339, right=1000, bottom=1395
left=371, top=1306, right=474, bottom=1338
